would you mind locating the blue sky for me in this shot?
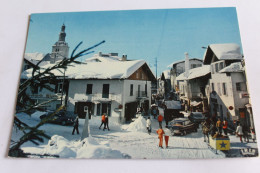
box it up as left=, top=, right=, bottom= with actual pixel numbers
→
left=26, top=7, right=242, bottom=75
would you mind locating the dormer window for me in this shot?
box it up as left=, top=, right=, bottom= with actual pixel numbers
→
left=215, top=63, right=219, bottom=73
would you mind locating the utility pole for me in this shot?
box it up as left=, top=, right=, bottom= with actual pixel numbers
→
left=155, top=57, right=158, bottom=92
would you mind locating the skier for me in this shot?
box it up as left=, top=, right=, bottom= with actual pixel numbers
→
left=146, top=117, right=152, bottom=135
left=158, top=114, right=163, bottom=128
left=104, top=115, right=110, bottom=131
left=164, top=128, right=171, bottom=148
left=72, top=116, right=79, bottom=135
left=222, top=118, right=228, bottom=136
left=157, top=127, right=165, bottom=148
left=236, top=123, right=243, bottom=143
left=99, top=114, right=106, bottom=130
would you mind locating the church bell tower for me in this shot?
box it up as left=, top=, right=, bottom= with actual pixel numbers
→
left=50, top=24, right=69, bottom=63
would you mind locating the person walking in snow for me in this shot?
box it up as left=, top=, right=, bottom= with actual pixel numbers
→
left=164, top=128, right=171, bottom=148
left=236, top=123, right=243, bottom=143
left=242, top=125, right=249, bottom=143
left=216, top=118, right=222, bottom=135
left=146, top=117, right=152, bottom=135
left=157, top=127, right=165, bottom=148
left=251, top=128, right=256, bottom=143
left=158, top=114, right=163, bottom=128
left=99, top=114, right=106, bottom=130
left=72, top=116, right=79, bottom=135
left=222, top=118, right=228, bottom=136
left=104, top=115, right=110, bottom=131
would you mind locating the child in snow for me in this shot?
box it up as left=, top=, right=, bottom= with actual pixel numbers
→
left=164, top=128, right=171, bottom=148
left=157, top=127, right=165, bottom=148
left=146, top=117, right=152, bottom=135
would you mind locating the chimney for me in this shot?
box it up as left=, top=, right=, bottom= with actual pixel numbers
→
left=98, top=52, right=102, bottom=57
left=184, top=52, right=189, bottom=78
left=122, top=54, right=127, bottom=61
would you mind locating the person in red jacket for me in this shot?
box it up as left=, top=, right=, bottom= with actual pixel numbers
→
left=99, top=114, right=106, bottom=130
left=158, top=114, right=163, bottom=128
left=157, top=127, right=165, bottom=148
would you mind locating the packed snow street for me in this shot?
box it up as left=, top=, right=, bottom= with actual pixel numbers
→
left=12, top=110, right=257, bottom=159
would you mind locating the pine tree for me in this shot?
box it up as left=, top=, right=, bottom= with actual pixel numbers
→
left=9, top=41, right=105, bottom=157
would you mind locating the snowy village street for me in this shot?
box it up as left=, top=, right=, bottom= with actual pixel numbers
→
left=12, top=110, right=257, bottom=159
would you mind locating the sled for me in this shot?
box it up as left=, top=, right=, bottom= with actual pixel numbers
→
left=209, top=136, right=230, bottom=154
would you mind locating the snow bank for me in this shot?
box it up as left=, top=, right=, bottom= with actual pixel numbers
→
left=123, top=116, right=147, bottom=132
left=43, top=135, right=130, bottom=159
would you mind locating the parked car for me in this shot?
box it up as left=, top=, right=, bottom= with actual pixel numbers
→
left=188, top=112, right=206, bottom=124
left=167, top=118, right=198, bottom=136
left=40, top=111, right=74, bottom=126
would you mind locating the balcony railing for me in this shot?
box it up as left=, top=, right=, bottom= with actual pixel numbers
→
left=85, top=93, right=120, bottom=101
left=136, top=91, right=148, bottom=98
left=29, top=93, right=64, bottom=99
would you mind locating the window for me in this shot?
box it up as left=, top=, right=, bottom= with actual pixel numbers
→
left=136, top=72, right=139, bottom=79
left=55, top=83, right=63, bottom=93
left=211, top=83, right=215, bottom=92
left=236, top=83, right=241, bottom=91
left=32, top=86, right=38, bottom=94
left=222, top=83, right=227, bottom=95
left=141, top=73, right=144, bottom=79
left=219, top=62, right=224, bottom=70
left=145, top=84, right=147, bottom=96
left=211, top=65, right=215, bottom=74
left=217, top=83, right=221, bottom=95
left=102, top=84, right=109, bottom=98
left=130, top=84, right=133, bottom=96
left=138, top=85, right=141, bottom=97
left=191, top=64, right=197, bottom=69
left=215, top=63, right=219, bottom=73
left=197, top=64, right=202, bottom=67
left=86, top=84, right=93, bottom=94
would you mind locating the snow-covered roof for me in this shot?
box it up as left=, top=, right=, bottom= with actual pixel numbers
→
left=162, top=70, right=170, bottom=79
left=85, top=53, right=122, bottom=63
left=203, top=43, right=243, bottom=64
left=24, top=53, right=46, bottom=65
left=219, top=62, right=244, bottom=73
left=167, top=58, right=202, bottom=68
left=176, top=65, right=210, bottom=81
left=21, top=59, right=148, bottom=80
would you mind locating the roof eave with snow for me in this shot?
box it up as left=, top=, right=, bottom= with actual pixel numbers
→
left=176, top=65, right=210, bottom=81
left=203, top=43, right=243, bottom=64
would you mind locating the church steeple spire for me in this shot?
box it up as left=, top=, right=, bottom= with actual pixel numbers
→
left=59, top=24, right=66, bottom=42
left=50, top=24, right=69, bottom=63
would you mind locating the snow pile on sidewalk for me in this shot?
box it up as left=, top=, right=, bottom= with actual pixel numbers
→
left=42, top=135, right=130, bottom=159
left=122, top=116, right=147, bottom=132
